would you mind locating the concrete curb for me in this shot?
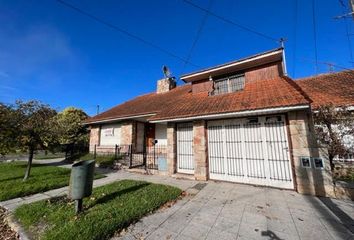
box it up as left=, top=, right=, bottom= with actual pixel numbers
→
left=6, top=214, right=30, bottom=240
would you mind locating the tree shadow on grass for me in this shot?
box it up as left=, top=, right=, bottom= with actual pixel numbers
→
left=91, top=183, right=151, bottom=207
left=31, top=159, right=69, bottom=167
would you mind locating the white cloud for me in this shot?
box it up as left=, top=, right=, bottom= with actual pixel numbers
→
left=0, top=24, right=79, bottom=80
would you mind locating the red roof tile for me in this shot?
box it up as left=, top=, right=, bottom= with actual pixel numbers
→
left=296, top=70, right=354, bottom=109
left=85, top=76, right=309, bottom=124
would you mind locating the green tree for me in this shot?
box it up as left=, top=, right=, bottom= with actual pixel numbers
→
left=0, top=103, right=19, bottom=156
left=14, top=100, right=58, bottom=180
left=313, top=104, right=354, bottom=171
left=55, top=107, right=88, bottom=144
left=54, top=107, right=88, bottom=158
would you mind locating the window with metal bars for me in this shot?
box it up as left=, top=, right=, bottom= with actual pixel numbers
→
left=212, top=74, right=245, bottom=95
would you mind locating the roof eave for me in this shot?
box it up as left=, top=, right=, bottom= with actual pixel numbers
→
left=180, top=48, right=283, bottom=83
left=83, top=113, right=156, bottom=125
left=150, top=104, right=310, bottom=123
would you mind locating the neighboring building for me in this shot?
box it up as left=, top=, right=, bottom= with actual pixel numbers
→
left=84, top=48, right=354, bottom=197
left=297, top=71, right=354, bottom=162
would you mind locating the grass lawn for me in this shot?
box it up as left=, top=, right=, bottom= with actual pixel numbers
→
left=15, top=180, right=182, bottom=240
left=0, top=162, right=104, bottom=201
left=79, top=153, right=119, bottom=167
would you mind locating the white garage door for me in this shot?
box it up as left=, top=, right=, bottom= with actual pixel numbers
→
left=207, top=115, right=293, bottom=189
left=177, top=123, right=194, bottom=174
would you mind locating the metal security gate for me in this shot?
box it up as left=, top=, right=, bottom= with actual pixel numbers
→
left=207, top=115, right=293, bottom=189
left=177, top=123, right=194, bottom=174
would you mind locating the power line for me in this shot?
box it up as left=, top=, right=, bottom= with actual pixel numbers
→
left=182, top=0, right=279, bottom=43
left=183, top=0, right=213, bottom=68
left=56, top=0, right=199, bottom=68
left=311, top=0, right=319, bottom=75
left=338, top=0, right=354, bottom=66
left=298, top=57, right=353, bottom=72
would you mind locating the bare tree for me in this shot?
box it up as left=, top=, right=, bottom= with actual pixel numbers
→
left=313, top=104, right=354, bottom=171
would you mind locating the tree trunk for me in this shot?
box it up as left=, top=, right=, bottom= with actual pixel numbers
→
left=327, top=123, right=335, bottom=171
left=23, top=148, right=34, bottom=181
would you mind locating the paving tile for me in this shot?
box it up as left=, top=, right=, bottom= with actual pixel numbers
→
left=160, top=215, right=191, bottom=234
left=258, top=230, right=300, bottom=240
left=206, top=226, right=237, bottom=240
left=146, top=227, right=178, bottom=240
left=190, top=211, right=217, bottom=227
left=213, top=216, right=240, bottom=234
left=236, top=222, right=268, bottom=240
left=175, top=233, right=199, bottom=240
left=295, top=220, right=333, bottom=240
left=242, top=207, right=268, bottom=225
left=179, top=222, right=211, bottom=240
left=267, top=218, right=298, bottom=236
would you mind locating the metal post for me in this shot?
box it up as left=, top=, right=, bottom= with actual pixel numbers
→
left=129, top=145, right=133, bottom=168
left=94, top=144, right=97, bottom=159
left=153, top=143, right=156, bottom=169
left=75, top=199, right=83, bottom=214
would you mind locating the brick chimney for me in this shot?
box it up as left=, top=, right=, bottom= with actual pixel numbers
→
left=156, top=77, right=176, bottom=94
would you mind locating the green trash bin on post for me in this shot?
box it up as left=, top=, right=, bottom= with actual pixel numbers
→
left=69, top=160, right=95, bottom=213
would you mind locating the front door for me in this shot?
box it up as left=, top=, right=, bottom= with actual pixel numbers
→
left=145, top=123, right=155, bottom=147
left=176, top=122, right=194, bottom=174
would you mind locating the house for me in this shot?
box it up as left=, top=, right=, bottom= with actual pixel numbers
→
left=296, top=71, right=354, bottom=162
left=84, top=48, right=354, bottom=197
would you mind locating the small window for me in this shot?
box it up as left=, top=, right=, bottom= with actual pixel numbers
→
left=313, top=158, right=324, bottom=169
left=266, top=115, right=282, bottom=123
left=247, top=117, right=259, bottom=124
left=213, top=74, right=245, bottom=95
left=300, top=157, right=311, bottom=168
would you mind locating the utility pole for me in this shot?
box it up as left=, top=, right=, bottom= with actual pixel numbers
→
left=96, top=105, right=100, bottom=115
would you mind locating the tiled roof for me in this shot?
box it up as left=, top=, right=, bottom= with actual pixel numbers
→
left=85, top=76, right=310, bottom=124
left=84, top=85, right=192, bottom=123
left=296, top=70, right=354, bottom=109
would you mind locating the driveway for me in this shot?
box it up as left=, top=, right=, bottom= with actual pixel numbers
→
left=115, top=180, right=354, bottom=240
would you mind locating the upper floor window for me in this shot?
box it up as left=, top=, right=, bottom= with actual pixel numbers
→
left=212, top=74, right=245, bottom=95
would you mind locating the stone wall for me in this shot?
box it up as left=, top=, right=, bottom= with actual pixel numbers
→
left=167, top=122, right=177, bottom=175
left=193, top=120, right=208, bottom=180
left=288, top=110, right=334, bottom=197
left=89, top=126, right=100, bottom=153
left=156, top=78, right=176, bottom=94
left=89, top=121, right=136, bottom=153
left=121, top=121, right=135, bottom=146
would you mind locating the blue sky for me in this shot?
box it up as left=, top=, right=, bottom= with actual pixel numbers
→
left=0, top=0, right=352, bottom=116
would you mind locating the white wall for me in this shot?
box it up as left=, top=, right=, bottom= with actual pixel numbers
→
left=100, top=123, right=121, bottom=146
left=155, top=123, right=167, bottom=146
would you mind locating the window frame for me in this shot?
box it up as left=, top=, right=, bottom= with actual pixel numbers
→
left=212, top=73, right=245, bottom=95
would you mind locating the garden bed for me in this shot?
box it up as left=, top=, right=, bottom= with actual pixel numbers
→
left=14, top=180, right=182, bottom=240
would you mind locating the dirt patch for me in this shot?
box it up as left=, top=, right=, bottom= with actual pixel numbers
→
left=0, top=207, right=19, bottom=240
